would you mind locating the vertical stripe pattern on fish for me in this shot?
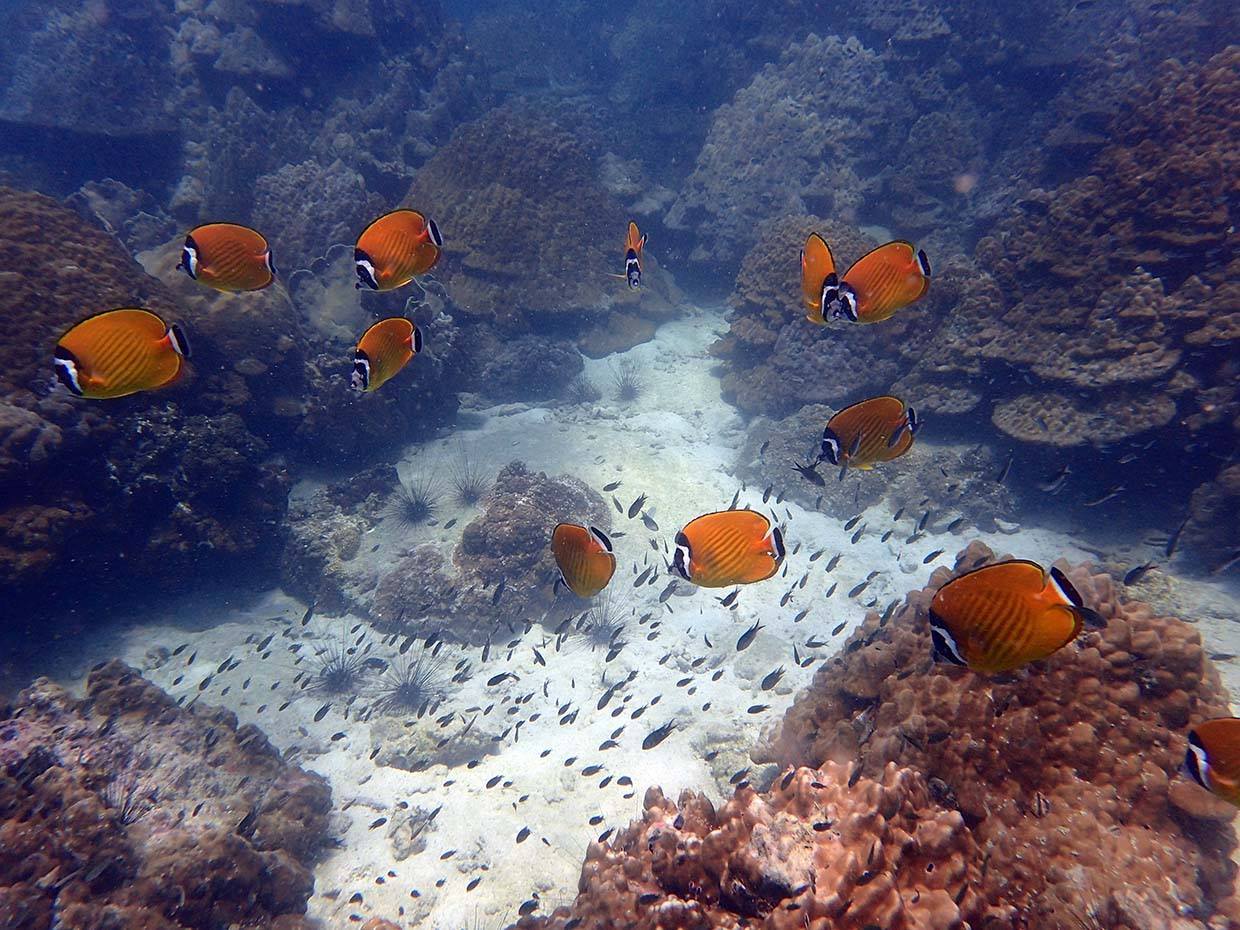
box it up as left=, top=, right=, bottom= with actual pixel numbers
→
left=821, top=396, right=919, bottom=470
left=178, top=223, right=275, bottom=291
left=355, top=209, right=443, bottom=291
left=351, top=318, right=422, bottom=393
left=672, top=510, right=785, bottom=588
left=552, top=523, right=617, bottom=598
left=55, top=308, right=189, bottom=399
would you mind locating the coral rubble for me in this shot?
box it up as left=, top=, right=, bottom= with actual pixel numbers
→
left=0, top=661, right=330, bottom=929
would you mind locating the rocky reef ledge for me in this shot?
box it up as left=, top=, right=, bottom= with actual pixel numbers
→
left=0, top=660, right=331, bottom=930
left=510, top=542, right=1240, bottom=930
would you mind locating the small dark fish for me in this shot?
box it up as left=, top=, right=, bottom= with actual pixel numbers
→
left=850, top=525, right=865, bottom=545
left=330, top=731, right=346, bottom=741
left=491, top=578, right=506, bottom=606
left=762, top=485, right=773, bottom=503
left=658, top=580, right=678, bottom=603
left=443, top=518, right=457, bottom=529
left=848, top=580, right=869, bottom=599
left=792, top=460, right=825, bottom=486
left=917, top=511, right=930, bottom=532
left=923, top=549, right=944, bottom=565
left=641, top=512, right=659, bottom=531
left=369, top=817, right=387, bottom=830
left=737, top=621, right=762, bottom=652
left=718, top=589, right=740, bottom=608
left=487, top=672, right=518, bottom=687
left=826, top=553, right=841, bottom=572
left=301, top=602, right=316, bottom=627
left=728, top=489, right=741, bottom=511
left=831, top=621, right=846, bottom=636
left=1211, top=551, right=1240, bottom=576
left=1038, top=465, right=1071, bottom=494
left=628, top=494, right=648, bottom=519
left=946, top=517, right=965, bottom=533
left=603, top=480, right=622, bottom=492
left=1165, top=515, right=1190, bottom=559
left=824, top=582, right=837, bottom=598
left=314, top=703, right=331, bottom=722
left=844, top=514, right=862, bottom=531
left=516, top=826, right=531, bottom=843
left=759, top=439, right=770, bottom=457
left=642, top=721, right=676, bottom=750
left=761, top=666, right=785, bottom=691
left=747, top=704, right=770, bottom=714
left=613, top=496, right=623, bottom=513
left=1123, top=562, right=1157, bottom=585
left=1084, top=486, right=1125, bottom=507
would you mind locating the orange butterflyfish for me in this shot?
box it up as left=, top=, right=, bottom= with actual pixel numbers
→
left=800, top=234, right=930, bottom=324
left=351, top=318, right=423, bottom=393
left=928, top=559, right=1103, bottom=674
left=1185, top=717, right=1240, bottom=807
left=54, top=308, right=190, bottom=399
left=177, top=223, right=275, bottom=292
left=817, top=395, right=919, bottom=477
left=672, top=510, right=785, bottom=588
left=354, top=209, right=443, bottom=291
left=622, top=221, right=646, bottom=289
left=552, top=523, right=617, bottom=598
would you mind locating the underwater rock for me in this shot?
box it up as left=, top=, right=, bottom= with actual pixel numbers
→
left=472, top=332, right=585, bottom=404
left=0, top=188, right=288, bottom=603
left=712, top=214, right=949, bottom=420
left=452, top=461, right=611, bottom=630
left=756, top=541, right=1240, bottom=928
left=402, top=104, right=676, bottom=352
left=1185, top=464, right=1240, bottom=577
left=516, top=761, right=987, bottom=930
left=372, top=545, right=460, bottom=631
left=0, top=660, right=330, bottom=929
left=251, top=159, right=385, bottom=273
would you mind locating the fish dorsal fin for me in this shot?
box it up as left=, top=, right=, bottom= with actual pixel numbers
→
left=588, top=526, right=613, bottom=553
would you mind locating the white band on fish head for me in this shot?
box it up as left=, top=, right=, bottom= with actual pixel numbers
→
left=1184, top=731, right=1211, bottom=789
left=354, top=249, right=379, bottom=290
left=178, top=238, right=199, bottom=279
left=820, top=430, right=842, bottom=466
left=672, top=532, right=692, bottom=581
left=53, top=347, right=82, bottom=396
left=350, top=352, right=371, bottom=392
left=929, top=615, right=967, bottom=667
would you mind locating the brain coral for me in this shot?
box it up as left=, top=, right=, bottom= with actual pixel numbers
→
left=758, top=541, right=1240, bottom=928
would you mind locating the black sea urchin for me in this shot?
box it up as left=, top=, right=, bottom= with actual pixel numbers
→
left=564, top=373, right=602, bottom=405
left=610, top=359, right=643, bottom=403
left=449, top=442, right=490, bottom=507
left=384, top=467, right=442, bottom=529
left=306, top=626, right=374, bottom=696
left=102, top=772, right=157, bottom=826
left=371, top=648, right=446, bottom=716
left=574, top=589, right=629, bottom=651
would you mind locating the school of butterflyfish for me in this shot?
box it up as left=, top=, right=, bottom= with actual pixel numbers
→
left=50, top=201, right=1234, bottom=809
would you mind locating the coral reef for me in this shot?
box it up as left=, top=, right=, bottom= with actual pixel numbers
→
left=519, top=542, right=1240, bottom=929
left=712, top=214, right=950, bottom=419
left=519, top=761, right=985, bottom=930
left=402, top=105, right=676, bottom=354
left=0, top=188, right=288, bottom=601
left=0, top=660, right=330, bottom=929
left=451, top=461, right=611, bottom=629
left=758, top=541, right=1240, bottom=928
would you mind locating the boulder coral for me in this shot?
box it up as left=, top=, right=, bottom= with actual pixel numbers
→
left=512, top=542, right=1240, bottom=929
left=759, top=541, right=1240, bottom=928
left=402, top=105, right=676, bottom=352
left=0, top=660, right=331, bottom=929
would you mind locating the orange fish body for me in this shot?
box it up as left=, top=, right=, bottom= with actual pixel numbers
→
left=351, top=317, right=422, bottom=393
left=929, top=560, right=1100, bottom=674
left=178, top=223, right=274, bottom=292
left=820, top=395, right=919, bottom=471
left=54, top=308, right=189, bottom=399
left=1185, top=718, right=1240, bottom=807
left=800, top=234, right=930, bottom=324
left=800, top=233, right=838, bottom=325
left=623, top=221, right=647, bottom=289
left=673, top=510, right=785, bottom=588
left=552, top=523, right=617, bottom=598
left=355, top=209, right=443, bottom=291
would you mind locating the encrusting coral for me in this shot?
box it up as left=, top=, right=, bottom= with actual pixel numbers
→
left=514, top=542, right=1240, bottom=929
left=0, top=660, right=331, bottom=929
